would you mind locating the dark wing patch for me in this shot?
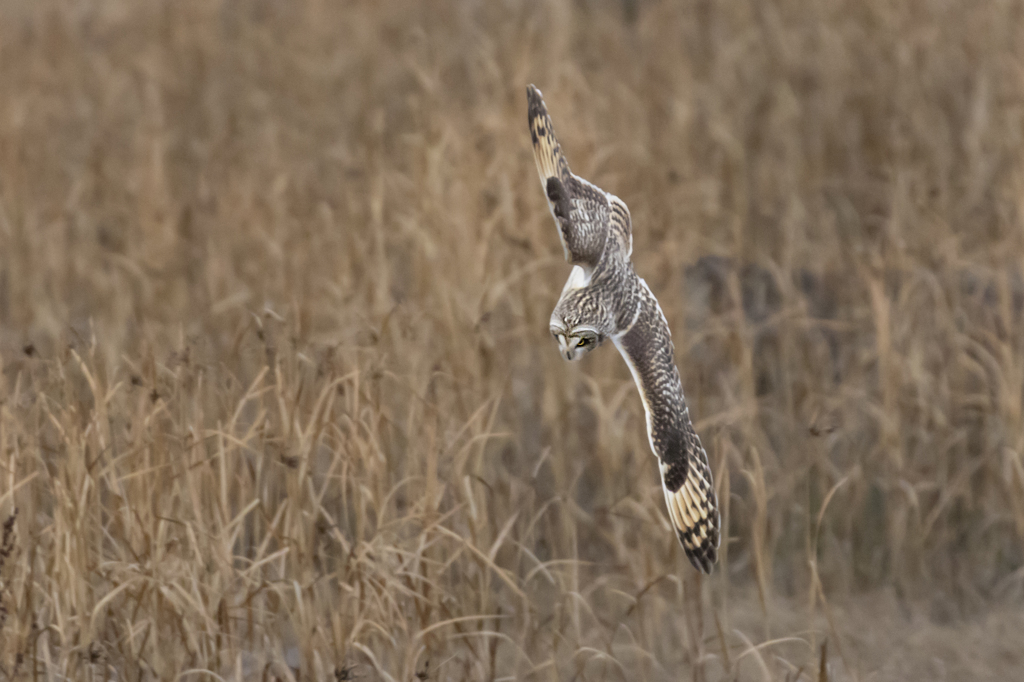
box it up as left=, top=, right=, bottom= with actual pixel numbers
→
left=546, top=177, right=571, bottom=221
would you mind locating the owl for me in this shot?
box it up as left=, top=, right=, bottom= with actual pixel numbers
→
left=528, top=85, right=720, bottom=573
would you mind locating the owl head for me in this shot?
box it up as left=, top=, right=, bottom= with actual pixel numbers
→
left=550, top=316, right=605, bottom=361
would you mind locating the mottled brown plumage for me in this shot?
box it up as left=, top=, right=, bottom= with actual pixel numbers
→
left=528, top=84, right=720, bottom=573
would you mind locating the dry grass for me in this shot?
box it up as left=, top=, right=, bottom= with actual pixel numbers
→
left=1, top=0, right=1023, bottom=679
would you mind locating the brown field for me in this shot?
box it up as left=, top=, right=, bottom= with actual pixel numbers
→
left=1, top=0, right=1024, bottom=679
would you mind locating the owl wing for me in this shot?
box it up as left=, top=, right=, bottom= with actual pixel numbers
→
left=612, top=280, right=720, bottom=573
left=527, top=85, right=632, bottom=271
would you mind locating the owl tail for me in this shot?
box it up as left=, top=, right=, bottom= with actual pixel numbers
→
left=526, top=85, right=572, bottom=188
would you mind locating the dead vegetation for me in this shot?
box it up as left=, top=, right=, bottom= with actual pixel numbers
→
left=0, top=0, right=1023, bottom=679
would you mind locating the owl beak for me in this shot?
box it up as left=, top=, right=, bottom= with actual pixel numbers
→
left=554, top=333, right=573, bottom=361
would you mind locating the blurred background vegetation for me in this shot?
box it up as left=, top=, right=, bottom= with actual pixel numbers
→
left=1, top=0, right=1023, bottom=679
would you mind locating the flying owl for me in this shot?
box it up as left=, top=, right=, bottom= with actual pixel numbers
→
left=527, top=85, right=720, bottom=573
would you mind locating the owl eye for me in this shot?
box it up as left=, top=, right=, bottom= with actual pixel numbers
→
left=577, top=338, right=588, bottom=347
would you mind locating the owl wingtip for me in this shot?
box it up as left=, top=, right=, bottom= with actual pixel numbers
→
left=683, top=542, right=718, bottom=574
left=526, top=84, right=549, bottom=122
left=526, top=84, right=566, bottom=185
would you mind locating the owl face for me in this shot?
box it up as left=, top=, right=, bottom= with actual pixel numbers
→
left=550, top=321, right=604, bottom=361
